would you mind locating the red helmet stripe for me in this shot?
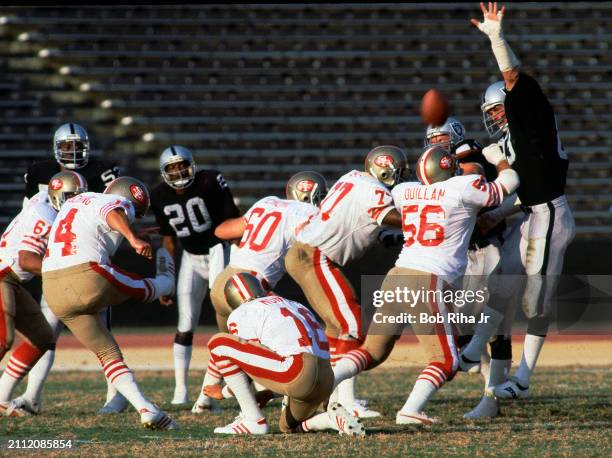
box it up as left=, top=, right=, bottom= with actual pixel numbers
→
left=68, top=171, right=86, bottom=188
left=419, top=147, right=435, bottom=185
left=231, top=275, right=254, bottom=301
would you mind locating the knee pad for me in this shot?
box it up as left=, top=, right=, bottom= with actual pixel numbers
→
left=489, top=335, right=512, bottom=360
left=526, top=316, right=549, bottom=337
left=175, top=331, right=194, bottom=346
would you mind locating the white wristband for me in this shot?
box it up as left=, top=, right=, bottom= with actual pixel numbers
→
left=495, top=169, right=520, bottom=195
left=490, top=36, right=521, bottom=72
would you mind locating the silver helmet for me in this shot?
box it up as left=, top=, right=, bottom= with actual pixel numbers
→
left=47, top=170, right=88, bottom=211
left=364, top=145, right=408, bottom=188
left=224, top=272, right=267, bottom=309
left=160, top=145, right=196, bottom=189
left=481, top=81, right=508, bottom=139
left=424, top=117, right=466, bottom=152
left=286, top=171, right=328, bottom=206
left=104, top=176, right=150, bottom=218
left=415, top=146, right=457, bottom=185
left=53, top=123, right=90, bottom=169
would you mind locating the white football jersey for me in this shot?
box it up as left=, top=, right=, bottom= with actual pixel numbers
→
left=42, top=192, right=135, bottom=272
left=0, top=192, right=57, bottom=282
left=230, top=196, right=319, bottom=288
left=227, top=295, right=329, bottom=359
left=393, top=175, right=504, bottom=279
left=297, top=170, right=394, bottom=266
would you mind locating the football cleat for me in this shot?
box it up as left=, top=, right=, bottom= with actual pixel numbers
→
left=0, top=400, right=33, bottom=417
left=155, top=248, right=176, bottom=296
left=493, top=376, right=530, bottom=399
left=140, top=407, right=178, bottom=430
left=327, top=402, right=366, bottom=437
left=396, top=411, right=441, bottom=425
left=214, top=413, right=269, bottom=435
left=458, top=353, right=481, bottom=373
left=10, top=396, right=41, bottom=415
left=463, top=392, right=500, bottom=419
left=350, top=401, right=381, bottom=418
left=98, top=393, right=128, bottom=414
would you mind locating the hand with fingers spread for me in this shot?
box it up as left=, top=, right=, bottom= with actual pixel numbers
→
left=471, top=2, right=519, bottom=74
left=471, top=2, right=506, bottom=38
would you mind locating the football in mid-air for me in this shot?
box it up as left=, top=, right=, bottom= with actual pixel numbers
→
left=420, top=89, right=449, bottom=126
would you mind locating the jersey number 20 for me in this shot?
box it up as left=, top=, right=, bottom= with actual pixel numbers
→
left=164, top=197, right=211, bottom=237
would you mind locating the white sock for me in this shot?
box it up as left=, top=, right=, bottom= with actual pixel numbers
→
left=0, top=351, right=40, bottom=402
left=173, top=343, right=192, bottom=396
left=514, top=334, right=545, bottom=385
left=24, top=349, right=55, bottom=404
left=337, top=376, right=356, bottom=409
left=332, top=349, right=370, bottom=389
left=105, top=378, right=119, bottom=403
left=300, top=411, right=334, bottom=432
left=480, top=350, right=491, bottom=389
left=195, top=360, right=220, bottom=404
left=223, top=370, right=263, bottom=422
left=103, top=359, right=155, bottom=412
left=462, top=306, right=504, bottom=362
left=400, top=379, right=438, bottom=414
left=488, top=358, right=510, bottom=389
left=0, top=370, right=22, bottom=402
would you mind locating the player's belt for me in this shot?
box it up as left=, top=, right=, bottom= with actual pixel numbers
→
left=522, top=195, right=568, bottom=214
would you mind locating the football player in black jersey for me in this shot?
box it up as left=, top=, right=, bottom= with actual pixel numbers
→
left=150, top=145, right=240, bottom=409
left=459, top=2, right=576, bottom=410
left=24, top=123, right=120, bottom=198
left=14, top=123, right=126, bottom=416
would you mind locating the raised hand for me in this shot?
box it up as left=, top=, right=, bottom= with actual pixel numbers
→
left=471, top=2, right=506, bottom=37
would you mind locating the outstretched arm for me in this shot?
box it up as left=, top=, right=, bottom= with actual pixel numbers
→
left=106, top=208, right=152, bottom=259
left=471, top=2, right=520, bottom=90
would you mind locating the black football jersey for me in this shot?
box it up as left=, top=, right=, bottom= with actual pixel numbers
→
left=24, top=157, right=121, bottom=197
left=150, top=170, right=240, bottom=255
left=453, top=139, right=506, bottom=248
left=502, top=72, right=568, bottom=206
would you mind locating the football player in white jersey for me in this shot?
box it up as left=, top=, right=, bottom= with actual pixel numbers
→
left=0, top=171, right=86, bottom=416
left=190, top=171, right=325, bottom=413
left=331, top=145, right=520, bottom=425
left=40, top=177, right=178, bottom=430
left=424, top=116, right=520, bottom=419
left=285, top=146, right=406, bottom=417
left=202, top=272, right=363, bottom=436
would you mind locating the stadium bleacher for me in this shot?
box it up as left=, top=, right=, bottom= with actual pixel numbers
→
left=1, top=3, right=611, bottom=234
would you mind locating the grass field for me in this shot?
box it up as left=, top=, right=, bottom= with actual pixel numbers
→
left=1, top=366, right=611, bottom=457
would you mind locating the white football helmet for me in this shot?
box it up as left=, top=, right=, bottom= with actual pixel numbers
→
left=424, top=117, right=466, bottom=152
left=481, top=81, right=508, bottom=139
left=53, top=123, right=90, bottom=169
left=160, top=145, right=196, bottom=189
